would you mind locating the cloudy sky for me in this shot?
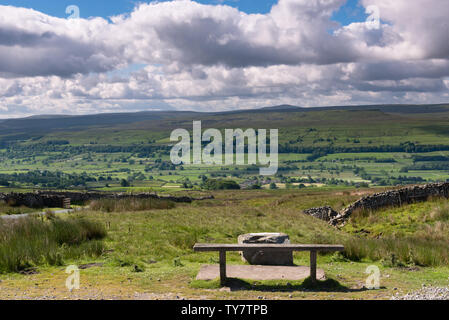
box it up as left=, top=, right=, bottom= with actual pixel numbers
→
left=0, top=0, right=448, bottom=118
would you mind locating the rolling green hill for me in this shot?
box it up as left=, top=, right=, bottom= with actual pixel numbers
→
left=1, top=103, right=449, bottom=191
left=2, top=103, right=449, bottom=146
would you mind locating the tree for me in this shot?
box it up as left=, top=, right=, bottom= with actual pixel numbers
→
left=0, top=179, right=10, bottom=187
left=120, top=179, right=130, bottom=187
left=202, top=179, right=240, bottom=190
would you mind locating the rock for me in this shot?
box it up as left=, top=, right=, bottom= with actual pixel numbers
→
left=238, top=233, right=293, bottom=266
left=391, top=286, right=449, bottom=300
left=303, top=206, right=339, bottom=222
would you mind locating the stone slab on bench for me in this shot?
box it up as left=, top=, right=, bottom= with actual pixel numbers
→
left=196, top=265, right=326, bottom=281
left=238, top=233, right=293, bottom=266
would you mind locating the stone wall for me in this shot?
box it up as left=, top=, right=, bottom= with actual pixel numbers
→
left=303, top=206, right=339, bottom=222
left=0, top=191, right=213, bottom=208
left=0, top=192, right=69, bottom=208
left=303, top=183, right=449, bottom=226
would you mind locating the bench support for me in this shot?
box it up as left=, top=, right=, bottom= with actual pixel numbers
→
left=219, top=250, right=227, bottom=286
left=310, top=250, right=317, bottom=282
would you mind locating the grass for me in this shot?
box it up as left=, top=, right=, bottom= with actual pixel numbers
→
left=0, top=216, right=107, bottom=273
left=88, top=198, right=176, bottom=212
left=1, top=189, right=449, bottom=300
left=343, top=237, right=449, bottom=267
left=342, top=197, right=449, bottom=266
left=0, top=200, right=36, bottom=216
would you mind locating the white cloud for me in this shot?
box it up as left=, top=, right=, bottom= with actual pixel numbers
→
left=0, top=0, right=448, bottom=117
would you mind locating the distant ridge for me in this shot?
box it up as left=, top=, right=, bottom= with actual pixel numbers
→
left=2, top=103, right=449, bottom=122
left=260, top=104, right=302, bottom=111
left=0, top=103, right=448, bottom=137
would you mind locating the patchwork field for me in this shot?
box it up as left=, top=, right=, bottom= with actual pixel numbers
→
left=2, top=105, right=449, bottom=194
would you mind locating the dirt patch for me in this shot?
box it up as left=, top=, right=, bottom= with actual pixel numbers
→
left=196, top=265, right=325, bottom=281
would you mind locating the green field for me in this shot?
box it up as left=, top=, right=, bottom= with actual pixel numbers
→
left=1, top=105, right=449, bottom=192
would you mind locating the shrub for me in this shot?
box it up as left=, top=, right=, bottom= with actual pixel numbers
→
left=120, top=179, right=130, bottom=187
left=202, top=179, right=241, bottom=190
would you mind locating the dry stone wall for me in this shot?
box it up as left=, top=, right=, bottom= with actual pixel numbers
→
left=303, top=183, right=449, bottom=226
left=0, top=191, right=213, bottom=208
left=303, top=206, right=339, bottom=222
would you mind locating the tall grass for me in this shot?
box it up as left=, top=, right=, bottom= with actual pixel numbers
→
left=0, top=216, right=107, bottom=273
left=89, top=198, right=175, bottom=212
left=343, top=236, right=449, bottom=266
left=0, top=200, right=35, bottom=216
left=430, top=204, right=449, bottom=221
left=342, top=198, right=449, bottom=266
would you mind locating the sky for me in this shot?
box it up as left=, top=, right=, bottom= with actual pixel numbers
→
left=0, top=0, right=448, bottom=117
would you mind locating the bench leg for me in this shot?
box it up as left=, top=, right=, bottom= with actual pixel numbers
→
left=310, top=250, right=317, bottom=282
left=219, top=250, right=227, bottom=286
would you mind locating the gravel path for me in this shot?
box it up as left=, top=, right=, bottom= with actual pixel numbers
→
left=392, top=285, right=449, bottom=300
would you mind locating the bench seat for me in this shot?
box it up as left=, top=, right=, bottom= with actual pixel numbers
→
left=194, top=244, right=344, bottom=252
left=194, top=243, right=345, bottom=286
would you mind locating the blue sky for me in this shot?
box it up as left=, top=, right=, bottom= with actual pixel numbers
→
left=1, top=0, right=367, bottom=25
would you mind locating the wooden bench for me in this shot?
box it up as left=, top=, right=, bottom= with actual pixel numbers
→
left=193, top=243, right=344, bottom=286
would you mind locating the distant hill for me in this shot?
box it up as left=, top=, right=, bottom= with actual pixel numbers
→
left=260, top=104, right=302, bottom=111
left=0, top=111, right=197, bottom=136
left=255, top=103, right=449, bottom=114
left=0, top=103, right=448, bottom=145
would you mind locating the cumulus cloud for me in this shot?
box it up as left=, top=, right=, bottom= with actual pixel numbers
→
left=0, top=6, right=122, bottom=78
left=0, top=0, right=448, bottom=117
left=361, top=0, right=449, bottom=59
left=122, top=0, right=358, bottom=67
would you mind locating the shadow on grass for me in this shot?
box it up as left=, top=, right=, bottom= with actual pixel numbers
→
left=192, top=277, right=373, bottom=293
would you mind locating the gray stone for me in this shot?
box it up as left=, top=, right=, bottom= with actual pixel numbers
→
left=303, top=206, right=338, bottom=222
left=238, top=233, right=293, bottom=266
